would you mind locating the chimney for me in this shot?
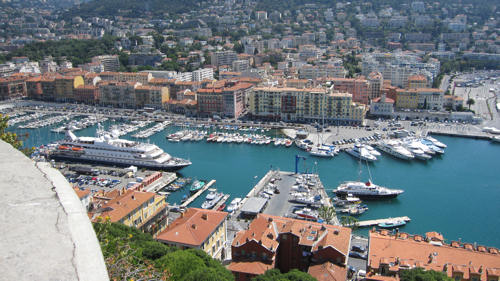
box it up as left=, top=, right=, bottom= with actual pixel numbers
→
left=191, top=224, right=196, bottom=229
left=201, top=213, right=208, bottom=220
left=131, top=195, right=135, bottom=200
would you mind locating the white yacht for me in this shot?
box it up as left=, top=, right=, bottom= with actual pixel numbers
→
left=425, top=136, right=447, bottom=148
left=335, top=180, right=404, bottom=199
left=376, top=140, right=414, bottom=160
left=346, top=144, right=377, bottom=161
left=46, top=126, right=191, bottom=171
left=226, top=198, right=242, bottom=212
left=363, top=144, right=381, bottom=156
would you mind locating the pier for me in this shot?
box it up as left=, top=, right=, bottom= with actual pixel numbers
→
left=180, top=179, right=216, bottom=207
left=353, top=216, right=411, bottom=227
left=213, top=194, right=230, bottom=211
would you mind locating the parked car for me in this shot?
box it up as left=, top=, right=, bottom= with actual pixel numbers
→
left=349, top=251, right=368, bottom=260
left=351, top=245, right=366, bottom=253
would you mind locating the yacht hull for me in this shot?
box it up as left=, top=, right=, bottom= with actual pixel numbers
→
left=334, top=190, right=400, bottom=200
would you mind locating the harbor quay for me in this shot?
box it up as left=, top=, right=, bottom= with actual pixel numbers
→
left=232, top=169, right=339, bottom=225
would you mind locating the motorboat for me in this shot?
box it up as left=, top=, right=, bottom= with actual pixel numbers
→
left=376, top=140, right=414, bottom=160
left=226, top=197, right=242, bottom=212
left=425, top=136, right=447, bottom=148
left=335, top=180, right=404, bottom=199
left=294, top=207, right=319, bottom=221
left=346, top=144, right=377, bottom=161
left=378, top=220, right=407, bottom=228
left=189, top=180, right=205, bottom=193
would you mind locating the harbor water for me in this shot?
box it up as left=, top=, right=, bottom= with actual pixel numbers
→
left=10, top=120, right=500, bottom=247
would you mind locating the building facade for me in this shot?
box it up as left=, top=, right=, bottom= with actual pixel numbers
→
left=228, top=214, right=351, bottom=281
left=248, top=87, right=366, bottom=125
left=368, top=229, right=500, bottom=281
left=156, top=208, right=228, bottom=260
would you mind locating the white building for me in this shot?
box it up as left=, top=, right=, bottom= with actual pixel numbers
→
left=192, top=68, right=214, bottom=81
left=370, top=93, right=394, bottom=117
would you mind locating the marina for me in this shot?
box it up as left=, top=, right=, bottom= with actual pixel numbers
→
left=5, top=110, right=500, bottom=247
left=180, top=179, right=216, bottom=208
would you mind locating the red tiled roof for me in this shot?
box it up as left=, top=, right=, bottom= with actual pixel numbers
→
left=369, top=230, right=500, bottom=281
left=227, top=261, right=274, bottom=276
left=308, top=262, right=347, bottom=281
left=91, top=190, right=156, bottom=223
left=156, top=208, right=228, bottom=247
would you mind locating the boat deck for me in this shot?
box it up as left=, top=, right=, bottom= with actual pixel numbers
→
left=212, top=194, right=230, bottom=211
left=180, top=179, right=216, bottom=207
left=353, top=216, right=411, bottom=227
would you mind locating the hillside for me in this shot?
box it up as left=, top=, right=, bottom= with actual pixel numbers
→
left=63, top=0, right=203, bottom=19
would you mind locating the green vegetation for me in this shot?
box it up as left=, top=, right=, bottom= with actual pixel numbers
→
left=339, top=216, right=359, bottom=230
left=6, top=35, right=119, bottom=66
left=63, top=0, right=201, bottom=18
left=400, top=268, right=453, bottom=281
left=0, top=114, right=33, bottom=156
left=318, top=206, right=336, bottom=225
left=94, top=221, right=234, bottom=281
left=252, top=269, right=317, bottom=281
left=343, top=51, right=361, bottom=78
left=466, top=98, right=475, bottom=110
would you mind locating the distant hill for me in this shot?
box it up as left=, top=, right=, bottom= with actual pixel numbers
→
left=63, top=0, right=203, bottom=19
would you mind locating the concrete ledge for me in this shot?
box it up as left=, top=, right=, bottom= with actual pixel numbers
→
left=0, top=140, right=109, bottom=281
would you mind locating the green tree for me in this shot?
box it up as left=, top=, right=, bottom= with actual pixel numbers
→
left=252, top=269, right=317, bottom=281
left=318, top=206, right=336, bottom=224
left=466, top=98, right=475, bottom=110
left=400, top=268, right=453, bottom=281
left=0, top=114, right=33, bottom=155
left=340, top=216, right=359, bottom=230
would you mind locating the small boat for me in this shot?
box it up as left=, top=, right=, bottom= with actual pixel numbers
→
left=294, top=207, right=319, bottom=221
left=378, top=220, right=407, bottom=228
left=181, top=194, right=188, bottom=203
left=217, top=204, right=226, bottom=211
left=227, top=197, right=242, bottom=212
left=189, top=180, right=205, bottom=193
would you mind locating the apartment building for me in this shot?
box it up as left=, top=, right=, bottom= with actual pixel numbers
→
left=0, top=76, right=27, bottom=100
left=54, top=75, right=84, bottom=102
left=228, top=214, right=351, bottom=281
left=98, top=71, right=152, bottom=84
left=248, top=86, right=366, bottom=125
left=91, top=189, right=168, bottom=234
left=134, top=85, right=170, bottom=108
left=98, top=81, right=137, bottom=108
left=396, top=88, right=444, bottom=110
left=367, top=229, right=500, bottom=281
left=156, top=208, right=228, bottom=260
left=91, top=55, right=120, bottom=72
left=211, top=51, right=238, bottom=68
left=197, top=81, right=254, bottom=118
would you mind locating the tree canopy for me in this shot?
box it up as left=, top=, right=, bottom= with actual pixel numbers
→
left=0, top=114, right=33, bottom=155
left=252, top=269, right=317, bottom=281
left=400, top=268, right=454, bottom=281
left=94, top=221, right=234, bottom=281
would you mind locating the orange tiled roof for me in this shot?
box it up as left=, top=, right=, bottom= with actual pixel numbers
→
left=232, top=214, right=351, bottom=256
left=308, top=262, right=347, bottom=281
left=227, top=261, right=274, bottom=276
left=92, top=189, right=156, bottom=223
left=368, top=230, right=500, bottom=281
left=73, top=187, right=90, bottom=199
left=156, top=208, right=228, bottom=247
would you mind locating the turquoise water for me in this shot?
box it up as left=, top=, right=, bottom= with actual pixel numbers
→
left=10, top=121, right=500, bottom=247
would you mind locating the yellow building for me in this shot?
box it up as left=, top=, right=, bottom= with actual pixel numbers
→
left=396, top=89, right=419, bottom=109
left=156, top=208, right=228, bottom=260
left=134, top=85, right=170, bottom=109
left=91, top=189, right=168, bottom=235
left=249, top=87, right=367, bottom=125
left=54, top=75, right=84, bottom=102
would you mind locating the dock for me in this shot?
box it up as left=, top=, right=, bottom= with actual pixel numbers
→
left=353, top=216, right=411, bottom=227
left=180, top=179, right=216, bottom=207
left=213, top=194, right=230, bottom=211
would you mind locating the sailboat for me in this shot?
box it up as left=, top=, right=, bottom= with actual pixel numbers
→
left=309, top=89, right=336, bottom=158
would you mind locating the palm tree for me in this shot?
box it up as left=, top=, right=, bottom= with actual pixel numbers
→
left=466, top=98, right=475, bottom=110
left=318, top=206, right=336, bottom=224
left=340, top=216, right=359, bottom=230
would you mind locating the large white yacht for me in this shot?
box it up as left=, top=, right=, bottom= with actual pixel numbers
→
left=376, top=140, right=414, bottom=160
left=346, top=144, right=377, bottom=161
left=46, top=126, right=191, bottom=171
left=335, top=180, right=404, bottom=199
